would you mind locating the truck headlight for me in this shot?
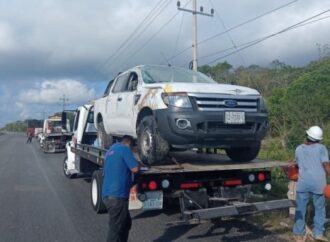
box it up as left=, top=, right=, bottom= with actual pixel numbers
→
left=259, top=97, right=267, bottom=112
left=162, top=92, right=192, bottom=108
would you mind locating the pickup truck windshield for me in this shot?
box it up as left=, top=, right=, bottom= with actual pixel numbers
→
left=141, top=66, right=216, bottom=84
left=49, top=121, right=62, bottom=127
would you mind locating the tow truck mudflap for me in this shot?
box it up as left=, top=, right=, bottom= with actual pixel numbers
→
left=183, top=199, right=295, bottom=222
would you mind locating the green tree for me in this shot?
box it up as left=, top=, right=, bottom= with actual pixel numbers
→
left=198, top=62, right=233, bottom=83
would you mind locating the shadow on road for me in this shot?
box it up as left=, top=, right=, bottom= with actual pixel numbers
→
left=133, top=210, right=163, bottom=220
left=152, top=218, right=288, bottom=242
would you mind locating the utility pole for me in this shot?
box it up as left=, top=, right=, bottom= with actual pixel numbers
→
left=177, top=0, right=214, bottom=71
left=59, top=94, right=69, bottom=111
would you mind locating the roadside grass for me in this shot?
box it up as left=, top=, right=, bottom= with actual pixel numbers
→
left=248, top=210, right=293, bottom=241
left=248, top=198, right=330, bottom=241
left=258, top=136, right=293, bottom=161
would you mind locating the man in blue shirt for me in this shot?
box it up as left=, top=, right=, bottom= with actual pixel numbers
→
left=293, top=126, right=330, bottom=242
left=102, top=136, right=139, bottom=242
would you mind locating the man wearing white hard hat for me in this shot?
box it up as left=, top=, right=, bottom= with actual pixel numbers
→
left=293, top=126, right=330, bottom=242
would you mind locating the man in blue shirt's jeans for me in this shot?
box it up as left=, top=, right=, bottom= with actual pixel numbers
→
left=102, top=136, right=139, bottom=242
left=293, top=126, right=330, bottom=242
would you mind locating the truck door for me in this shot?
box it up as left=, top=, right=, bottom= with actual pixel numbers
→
left=106, top=73, right=129, bottom=134
left=116, top=72, right=139, bottom=135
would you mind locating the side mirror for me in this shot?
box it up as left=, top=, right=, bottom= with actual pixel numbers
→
left=61, top=112, right=67, bottom=131
left=132, top=80, right=138, bottom=91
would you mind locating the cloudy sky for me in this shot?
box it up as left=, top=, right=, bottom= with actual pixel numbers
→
left=0, top=0, right=329, bottom=127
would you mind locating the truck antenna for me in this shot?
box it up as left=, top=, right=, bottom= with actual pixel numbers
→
left=161, top=52, right=171, bottom=67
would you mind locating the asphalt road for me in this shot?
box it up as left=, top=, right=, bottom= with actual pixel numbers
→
left=0, top=133, right=289, bottom=242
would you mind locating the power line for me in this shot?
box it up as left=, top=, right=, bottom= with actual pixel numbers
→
left=190, top=14, right=330, bottom=62
left=118, top=0, right=192, bottom=70
left=197, top=14, right=330, bottom=62
left=171, top=11, right=185, bottom=61
left=109, top=0, right=174, bottom=72
left=199, top=0, right=298, bottom=45
left=98, top=0, right=168, bottom=71
left=118, top=0, right=172, bottom=56
left=199, top=37, right=264, bottom=60
left=208, top=0, right=247, bottom=66
left=167, top=0, right=298, bottom=62
left=291, top=15, right=330, bottom=29
left=206, top=9, right=330, bottom=65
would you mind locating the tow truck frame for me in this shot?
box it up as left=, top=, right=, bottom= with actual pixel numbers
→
left=70, top=143, right=295, bottom=224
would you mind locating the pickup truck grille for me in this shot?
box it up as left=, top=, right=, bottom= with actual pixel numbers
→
left=189, top=93, right=259, bottom=112
left=197, top=121, right=257, bottom=133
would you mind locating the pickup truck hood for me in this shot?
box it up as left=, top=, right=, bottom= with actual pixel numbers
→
left=144, top=82, right=260, bottom=96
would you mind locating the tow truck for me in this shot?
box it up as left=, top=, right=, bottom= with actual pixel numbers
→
left=41, top=114, right=72, bottom=153
left=64, top=104, right=294, bottom=224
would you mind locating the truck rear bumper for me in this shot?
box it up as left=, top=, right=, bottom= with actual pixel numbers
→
left=174, top=199, right=295, bottom=225
left=186, top=199, right=295, bottom=219
left=154, top=108, right=268, bottom=148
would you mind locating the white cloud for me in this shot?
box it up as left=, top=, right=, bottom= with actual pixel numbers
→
left=0, top=22, right=14, bottom=51
left=18, top=79, right=96, bottom=105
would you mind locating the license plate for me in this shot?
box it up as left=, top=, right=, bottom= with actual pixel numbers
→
left=225, top=112, right=245, bottom=124
left=142, top=191, right=163, bottom=210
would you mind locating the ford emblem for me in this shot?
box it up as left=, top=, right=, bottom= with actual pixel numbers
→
left=224, top=100, right=237, bottom=108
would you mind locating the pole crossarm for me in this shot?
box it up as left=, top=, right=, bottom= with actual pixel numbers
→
left=177, top=7, right=213, bottom=17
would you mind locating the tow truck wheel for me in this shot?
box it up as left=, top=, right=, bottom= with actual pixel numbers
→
left=225, top=142, right=261, bottom=162
left=91, top=170, right=107, bottom=214
left=44, top=141, right=55, bottom=153
left=63, top=156, right=73, bottom=179
left=137, top=116, right=169, bottom=165
left=97, top=121, right=113, bottom=149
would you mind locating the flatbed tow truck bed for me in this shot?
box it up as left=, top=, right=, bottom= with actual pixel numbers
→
left=71, top=144, right=295, bottom=224
left=73, top=144, right=286, bottom=173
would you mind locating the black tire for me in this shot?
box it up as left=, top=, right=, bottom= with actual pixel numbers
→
left=97, top=121, right=113, bottom=149
left=44, top=141, right=55, bottom=153
left=137, top=116, right=169, bottom=166
left=63, top=156, right=73, bottom=179
left=225, top=142, right=261, bottom=162
left=91, top=170, right=107, bottom=214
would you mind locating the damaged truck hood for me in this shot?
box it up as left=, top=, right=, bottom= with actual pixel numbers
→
left=144, top=82, right=260, bottom=96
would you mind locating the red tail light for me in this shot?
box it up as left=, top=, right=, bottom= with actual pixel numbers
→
left=224, top=179, right=242, bottom=186
left=180, top=183, right=202, bottom=189
left=148, top=181, right=157, bottom=190
left=258, top=173, right=266, bottom=182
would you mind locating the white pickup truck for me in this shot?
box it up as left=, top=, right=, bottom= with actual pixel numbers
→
left=94, top=65, right=268, bottom=165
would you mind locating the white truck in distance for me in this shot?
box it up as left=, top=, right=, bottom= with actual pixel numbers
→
left=94, top=65, right=268, bottom=165
left=40, top=115, right=72, bottom=153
